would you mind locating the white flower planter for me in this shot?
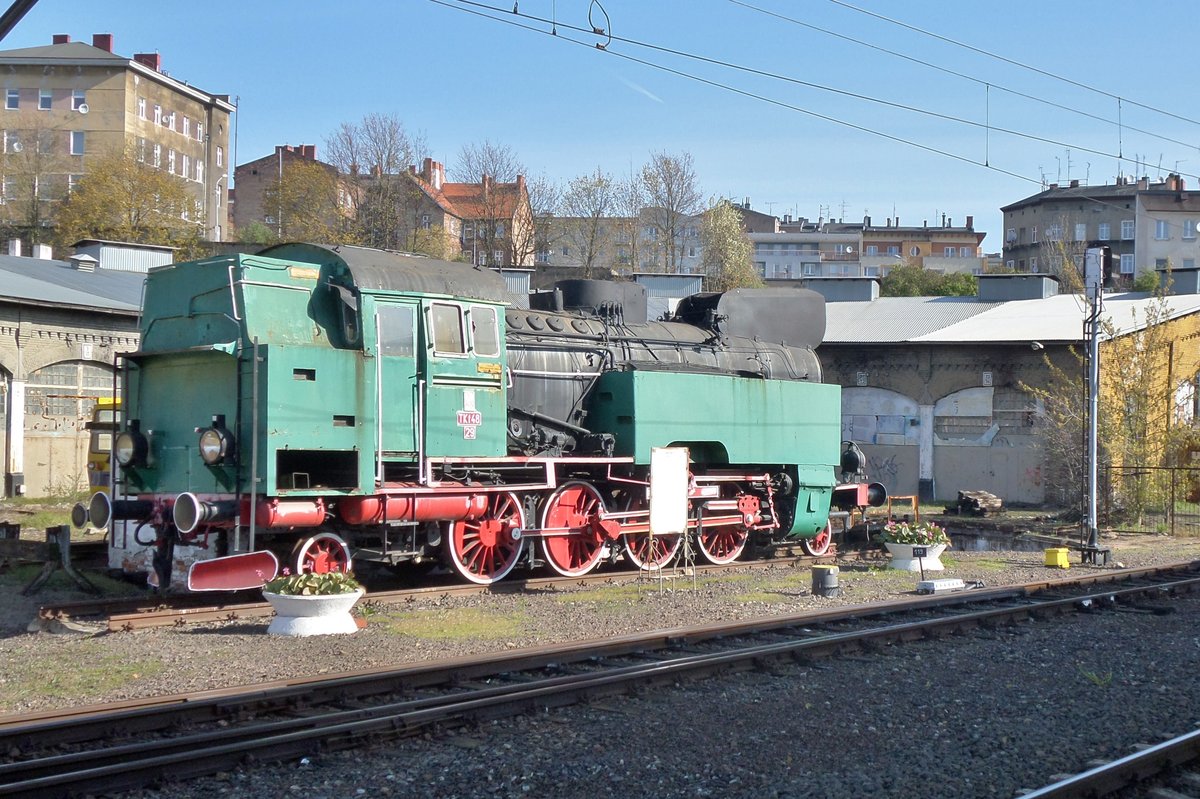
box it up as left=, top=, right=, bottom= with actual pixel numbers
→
left=884, top=542, right=947, bottom=572
left=263, top=589, right=364, bottom=636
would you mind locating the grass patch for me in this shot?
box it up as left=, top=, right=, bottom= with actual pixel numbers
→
left=379, top=606, right=529, bottom=641
left=0, top=642, right=165, bottom=708
left=554, top=582, right=661, bottom=605
left=0, top=495, right=86, bottom=534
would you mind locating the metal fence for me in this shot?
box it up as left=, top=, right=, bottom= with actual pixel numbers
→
left=1100, top=465, right=1200, bottom=536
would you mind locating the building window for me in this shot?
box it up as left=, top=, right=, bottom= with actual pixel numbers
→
left=69, top=130, right=84, bottom=155
left=5, top=89, right=17, bottom=110
left=1075, top=223, right=1087, bottom=241
left=1029, top=256, right=1038, bottom=271
left=1046, top=223, right=1062, bottom=241
left=1005, top=227, right=1016, bottom=243
left=216, top=145, right=223, bottom=167
left=72, top=90, right=86, bottom=111
left=1031, top=225, right=1038, bottom=243
left=865, top=245, right=878, bottom=255
left=864, top=265, right=879, bottom=276
left=1185, top=220, right=1197, bottom=240
left=38, top=89, right=51, bottom=110
left=181, top=154, right=190, bottom=179
left=153, top=104, right=161, bottom=125
left=67, top=173, right=80, bottom=194
left=1006, top=260, right=1015, bottom=269
left=909, top=245, right=920, bottom=256
left=137, top=97, right=146, bottom=119
left=803, top=263, right=818, bottom=276
left=943, top=246, right=955, bottom=256
left=182, top=116, right=190, bottom=138
left=420, top=213, right=431, bottom=230
left=1121, top=220, right=1135, bottom=240
left=152, top=143, right=161, bottom=167
left=195, top=121, right=203, bottom=141
left=886, top=245, right=899, bottom=255
left=3, top=130, right=18, bottom=153
left=25, top=362, right=114, bottom=420
left=1098, top=222, right=1110, bottom=241
left=959, top=246, right=972, bottom=257
left=196, top=160, right=203, bottom=183
left=167, top=149, right=176, bottom=174
left=1120, top=254, right=1134, bottom=274
left=1155, top=219, right=1170, bottom=240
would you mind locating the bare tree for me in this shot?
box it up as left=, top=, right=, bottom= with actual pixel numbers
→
left=641, top=151, right=703, bottom=272
left=452, top=140, right=530, bottom=266
left=518, top=172, right=559, bottom=269
left=560, top=168, right=618, bottom=278
left=611, top=165, right=647, bottom=272
left=324, top=113, right=427, bottom=250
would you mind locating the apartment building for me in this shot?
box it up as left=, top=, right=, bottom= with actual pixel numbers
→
left=0, top=33, right=234, bottom=240
left=232, top=144, right=353, bottom=238
left=1000, top=175, right=1200, bottom=281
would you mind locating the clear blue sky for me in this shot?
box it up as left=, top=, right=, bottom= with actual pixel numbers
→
left=6, top=1, right=1200, bottom=248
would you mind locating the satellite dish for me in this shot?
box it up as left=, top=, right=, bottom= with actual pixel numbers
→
left=10, top=141, right=21, bottom=152
left=77, top=103, right=89, bottom=114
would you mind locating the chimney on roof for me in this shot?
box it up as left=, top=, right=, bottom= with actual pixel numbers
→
left=134, top=52, right=162, bottom=72
left=482, top=174, right=492, bottom=198
left=517, top=174, right=525, bottom=194
left=420, top=158, right=444, bottom=191
left=1137, top=176, right=1150, bottom=190
left=1069, top=179, right=1080, bottom=188
left=1166, top=173, right=1183, bottom=191
left=7, top=239, right=20, bottom=257
left=92, top=33, right=113, bottom=52
left=864, top=215, right=871, bottom=227
left=300, top=144, right=316, bottom=160
left=33, top=243, right=51, bottom=260
left=966, top=215, right=974, bottom=229
left=52, top=34, right=70, bottom=44
left=371, top=164, right=381, bottom=178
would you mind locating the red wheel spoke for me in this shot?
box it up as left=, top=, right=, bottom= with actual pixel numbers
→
left=541, top=481, right=606, bottom=577
left=447, top=492, right=524, bottom=585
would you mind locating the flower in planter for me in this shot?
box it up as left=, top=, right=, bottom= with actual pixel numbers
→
left=263, top=569, right=362, bottom=596
left=879, top=519, right=950, bottom=547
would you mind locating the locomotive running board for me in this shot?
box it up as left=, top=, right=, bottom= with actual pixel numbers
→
left=186, top=550, right=280, bottom=592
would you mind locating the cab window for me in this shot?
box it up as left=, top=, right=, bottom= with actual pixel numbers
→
left=430, top=303, right=465, bottom=355
left=377, top=304, right=415, bottom=357
left=470, top=305, right=499, bottom=356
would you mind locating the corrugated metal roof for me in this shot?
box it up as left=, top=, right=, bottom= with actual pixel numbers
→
left=0, top=254, right=143, bottom=312
left=825, top=292, right=1200, bottom=345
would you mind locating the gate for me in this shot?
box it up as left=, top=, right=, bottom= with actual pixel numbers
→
left=1100, top=465, right=1200, bottom=535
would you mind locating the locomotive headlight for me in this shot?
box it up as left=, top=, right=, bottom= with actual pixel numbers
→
left=114, top=421, right=149, bottom=468
left=197, top=414, right=235, bottom=466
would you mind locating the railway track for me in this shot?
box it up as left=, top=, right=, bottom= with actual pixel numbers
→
left=3, top=560, right=1199, bottom=799
left=1022, top=727, right=1200, bottom=797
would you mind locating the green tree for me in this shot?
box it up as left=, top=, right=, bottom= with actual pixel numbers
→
left=881, top=264, right=976, bottom=296
left=54, top=146, right=204, bottom=258
left=700, top=198, right=762, bottom=291
left=261, top=158, right=352, bottom=244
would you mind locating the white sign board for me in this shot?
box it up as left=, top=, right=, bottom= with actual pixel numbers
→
left=649, top=446, right=689, bottom=536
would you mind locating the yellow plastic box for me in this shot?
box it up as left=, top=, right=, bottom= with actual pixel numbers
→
left=1044, top=547, right=1070, bottom=569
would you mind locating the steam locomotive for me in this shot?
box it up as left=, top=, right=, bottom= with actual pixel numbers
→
left=81, top=242, right=879, bottom=591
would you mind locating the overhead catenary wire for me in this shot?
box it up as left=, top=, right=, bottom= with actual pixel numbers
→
left=826, top=0, right=1200, bottom=129
left=728, top=0, right=1200, bottom=153
left=433, top=0, right=1200, bottom=234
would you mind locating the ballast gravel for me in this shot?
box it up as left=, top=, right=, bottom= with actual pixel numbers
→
left=4, top=534, right=1200, bottom=798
